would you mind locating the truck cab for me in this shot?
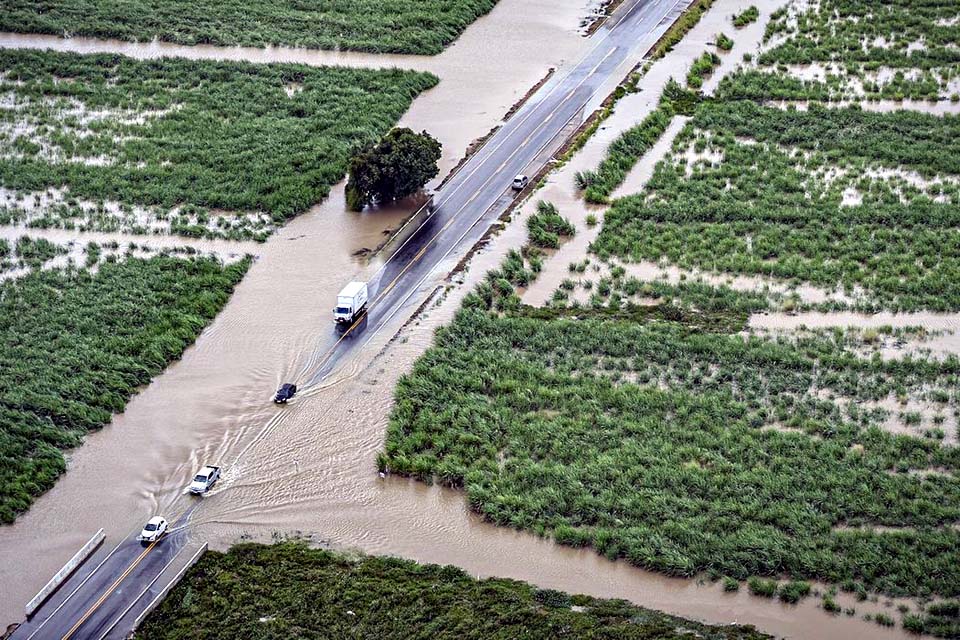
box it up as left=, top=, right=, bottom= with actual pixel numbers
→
left=334, top=281, right=369, bottom=325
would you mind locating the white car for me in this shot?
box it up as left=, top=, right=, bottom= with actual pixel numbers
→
left=189, top=465, right=221, bottom=495
left=138, top=516, right=168, bottom=544
left=512, top=174, right=529, bottom=190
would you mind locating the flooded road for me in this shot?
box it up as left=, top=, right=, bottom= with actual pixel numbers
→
left=0, top=1, right=927, bottom=639
left=0, top=0, right=586, bottom=625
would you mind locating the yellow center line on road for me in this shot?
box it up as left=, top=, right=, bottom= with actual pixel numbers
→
left=61, top=541, right=156, bottom=640
left=306, top=51, right=610, bottom=380
left=303, top=2, right=661, bottom=382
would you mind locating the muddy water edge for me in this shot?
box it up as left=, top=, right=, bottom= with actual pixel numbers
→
left=0, top=0, right=586, bottom=624
left=0, top=2, right=919, bottom=640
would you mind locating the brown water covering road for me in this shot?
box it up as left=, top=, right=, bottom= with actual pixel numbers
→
left=188, top=236, right=912, bottom=640
left=0, top=0, right=585, bottom=624
left=0, top=1, right=920, bottom=638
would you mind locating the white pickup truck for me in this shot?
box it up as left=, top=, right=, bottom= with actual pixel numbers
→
left=189, top=465, right=221, bottom=495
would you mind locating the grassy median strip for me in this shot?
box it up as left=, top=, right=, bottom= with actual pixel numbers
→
left=0, top=255, right=250, bottom=523
left=0, top=0, right=497, bottom=55
left=135, top=542, right=772, bottom=640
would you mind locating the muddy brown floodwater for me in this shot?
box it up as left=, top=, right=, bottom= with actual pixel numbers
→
left=0, top=0, right=584, bottom=624
left=0, top=0, right=923, bottom=638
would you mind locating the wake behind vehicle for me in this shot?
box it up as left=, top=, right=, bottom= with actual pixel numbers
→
left=137, top=516, right=168, bottom=544
left=334, top=281, right=369, bottom=326
left=189, top=465, right=221, bottom=494
left=274, top=383, right=297, bottom=403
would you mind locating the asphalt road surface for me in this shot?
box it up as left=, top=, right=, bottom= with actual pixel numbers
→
left=10, top=507, right=196, bottom=640
left=300, top=0, right=691, bottom=386
left=11, top=0, right=691, bottom=636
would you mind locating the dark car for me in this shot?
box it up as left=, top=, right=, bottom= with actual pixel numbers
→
left=274, top=383, right=297, bottom=404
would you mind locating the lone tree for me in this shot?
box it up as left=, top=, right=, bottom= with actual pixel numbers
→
left=346, top=128, right=441, bottom=211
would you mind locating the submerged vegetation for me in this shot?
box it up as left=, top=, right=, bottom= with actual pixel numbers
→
left=385, top=308, right=960, bottom=597
left=0, top=254, right=250, bottom=522
left=651, top=0, right=716, bottom=60
left=0, top=235, right=65, bottom=272
left=0, top=49, right=437, bottom=236
left=526, top=201, right=575, bottom=249
left=687, top=51, right=721, bottom=89
left=731, top=6, right=758, bottom=28
left=578, top=100, right=674, bottom=204
left=903, top=601, right=960, bottom=638
left=756, top=0, right=960, bottom=100
left=594, top=101, right=960, bottom=311
left=136, top=543, right=771, bottom=640
left=386, top=0, right=960, bottom=631
left=0, top=0, right=497, bottom=55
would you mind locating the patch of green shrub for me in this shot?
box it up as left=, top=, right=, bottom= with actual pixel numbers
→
left=0, top=0, right=497, bottom=55
left=732, top=6, right=759, bottom=28
left=0, top=255, right=250, bottom=522
left=716, top=32, right=734, bottom=51
left=527, top=201, right=576, bottom=249
left=748, top=578, right=778, bottom=598
left=0, top=49, right=437, bottom=227
left=778, top=581, right=811, bottom=603
left=687, top=51, right=721, bottom=89
left=135, top=543, right=773, bottom=640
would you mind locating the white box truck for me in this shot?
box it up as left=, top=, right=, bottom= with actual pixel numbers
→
left=334, top=281, right=369, bottom=325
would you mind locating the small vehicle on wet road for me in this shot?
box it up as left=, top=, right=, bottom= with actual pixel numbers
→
left=137, top=516, right=168, bottom=544
left=189, top=465, right=221, bottom=494
left=274, top=383, right=297, bottom=404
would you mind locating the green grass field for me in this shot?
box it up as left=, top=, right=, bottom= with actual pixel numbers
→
left=590, top=100, right=960, bottom=311
left=753, top=0, right=960, bottom=101
left=385, top=308, right=960, bottom=597
left=135, top=542, right=772, bottom=640
left=0, top=255, right=249, bottom=523
left=0, top=49, right=437, bottom=235
left=0, top=0, right=497, bottom=55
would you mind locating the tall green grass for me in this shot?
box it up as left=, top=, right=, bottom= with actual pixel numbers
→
left=578, top=101, right=675, bottom=204
left=0, top=49, right=437, bottom=225
left=135, top=542, right=772, bottom=640
left=0, top=0, right=497, bottom=55
left=385, top=308, right=960, bottom=597
left=0, top=255, right=250, bottom=523
left=593, top=101, right=960, bottom=311
left=732, top=6, right=758, bottom=28
left=753, top=0, right=960, bottom=100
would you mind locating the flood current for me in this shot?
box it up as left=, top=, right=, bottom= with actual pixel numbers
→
left=0, top=0, right=920, bottom=637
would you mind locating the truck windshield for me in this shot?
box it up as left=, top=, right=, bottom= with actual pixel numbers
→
left=194, top=475, right=206, bottom=482
left=335, top=306, right=351, bottom=314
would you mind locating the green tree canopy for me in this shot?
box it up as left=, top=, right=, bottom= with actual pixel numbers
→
left=346, top=128, right=441, bottom=211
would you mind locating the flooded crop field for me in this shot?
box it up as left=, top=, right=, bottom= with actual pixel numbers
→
left=1, top=0, right=958, bottom=638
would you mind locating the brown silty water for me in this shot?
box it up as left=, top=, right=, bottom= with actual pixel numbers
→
left=0, top=0, right=584, bottom=624
left=0, top=1, right=926, bottom=639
